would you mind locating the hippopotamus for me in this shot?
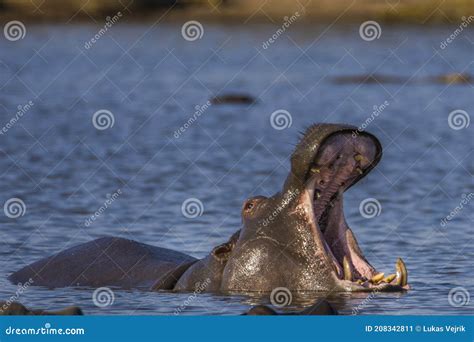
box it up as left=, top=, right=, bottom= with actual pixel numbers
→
left=10, top=123, right=408, bottom=293
left=1, top=300, right=335, bottom=316
left=0, top=301, right=83, bottom=315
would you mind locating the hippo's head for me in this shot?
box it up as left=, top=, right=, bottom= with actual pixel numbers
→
left=221, top=124, right=408, bottom=292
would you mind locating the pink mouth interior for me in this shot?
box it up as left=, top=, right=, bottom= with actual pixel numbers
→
left=308, top=132, right=379, bottom=282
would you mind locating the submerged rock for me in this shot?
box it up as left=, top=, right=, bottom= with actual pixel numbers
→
left=244, top=299, right=338, bottom=315
left=331, top=73, right=473, bottom=86
left=331, top=74, right=406, bottom=84
left=0, top=301, right=83, bottom=315
left=427, top=73, right=473, bottom=84
left=210, top=94, right=256, bottom=105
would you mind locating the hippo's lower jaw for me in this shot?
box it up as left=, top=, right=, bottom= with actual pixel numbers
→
left=302, top=134, right=409, bottom=292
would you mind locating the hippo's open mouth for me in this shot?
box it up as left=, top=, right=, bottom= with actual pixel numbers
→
left=304, top=131, right=408, bottom=291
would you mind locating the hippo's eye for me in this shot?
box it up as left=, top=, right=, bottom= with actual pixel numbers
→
left=242, top=196, right=267, bottom=216
left=244, top=201, right=255, bottom=211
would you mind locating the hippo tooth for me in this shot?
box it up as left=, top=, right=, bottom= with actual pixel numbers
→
left=354, top=154, right=365, bottom=163
left=343, top=256, right=352, bottom=281
left=310, top=166, right=320, bottom=173
left=395, top=258, right=408, bottom=286
left=383, top=274, right=396, bottom=283
left=370, top=272, right=385, bottom=284
left=356, top=167, right=363, bottom=175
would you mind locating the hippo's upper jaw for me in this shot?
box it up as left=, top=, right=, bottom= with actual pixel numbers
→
left=300, top=129, right=408, bottom=291
left=221, top=124, right=409, bottom=292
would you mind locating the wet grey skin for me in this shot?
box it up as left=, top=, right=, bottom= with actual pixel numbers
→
left=9, top=123, right=409, bottom=293
left=244, top=300, right=337, bottom=315
left=0, top=301, right=82, bottom=315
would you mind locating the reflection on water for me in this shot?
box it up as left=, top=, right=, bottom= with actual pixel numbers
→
left=0, top=22, right=472, bottom=315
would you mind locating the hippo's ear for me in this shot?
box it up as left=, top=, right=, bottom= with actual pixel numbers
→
left=212, top=242, right=233, bottom=262
left=211, top=229, right=241, bottom=262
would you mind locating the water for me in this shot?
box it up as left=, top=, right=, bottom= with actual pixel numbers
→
left=0, top=22, right=472, bottom=315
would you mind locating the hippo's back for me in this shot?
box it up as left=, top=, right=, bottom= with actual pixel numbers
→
left=9, top=237, right=197, bottom=289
